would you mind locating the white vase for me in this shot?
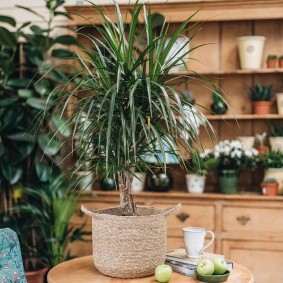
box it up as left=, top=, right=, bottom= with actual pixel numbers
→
left=276, top=93, right=283, bottom=114
left=186, top=174, right=206, bottom=194
left=131, top=172, right=146, bottom=192
left=269, top=137, right=283, bottom=153
left=77, top=171, right=94, bottom=192
left=264, top=168, right=283, bottom=194
left=237, top=36, right=265, bottom=70
left=238, top=136, right=255, bottom=150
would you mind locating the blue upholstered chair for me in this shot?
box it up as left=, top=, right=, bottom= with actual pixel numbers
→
left=0, top=228, right=27, bottom=283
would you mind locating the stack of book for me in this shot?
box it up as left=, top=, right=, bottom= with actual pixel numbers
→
left=165, top=249, right=233, bottom=277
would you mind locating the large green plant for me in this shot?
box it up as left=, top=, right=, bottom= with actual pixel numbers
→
left=52, top=2, right=214, bottom=215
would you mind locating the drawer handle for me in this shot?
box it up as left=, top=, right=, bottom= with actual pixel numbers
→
left=236, top=215, right=250, bottom=225
left=176, top=213, right=190, bottom=222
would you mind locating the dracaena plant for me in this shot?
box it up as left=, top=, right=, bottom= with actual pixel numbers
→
left=51, top=2, right=215, bottom=216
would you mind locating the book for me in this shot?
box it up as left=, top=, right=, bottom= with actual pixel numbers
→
left=165, top=259, right=196, bottom=276
left=166, top=248, right=233, bottom=271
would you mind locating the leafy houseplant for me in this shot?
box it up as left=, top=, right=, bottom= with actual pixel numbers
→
left=208, top=140, right=259, bottom=194
left=260, top=151, right=283, bottom=194
left=269, top=124, right=283, bottom=153
left=186, top=151, right=219, bottom=194
left=266, top=54, right=277, bottom=68
left=210, top=88, right=228, bottom=115
left=260, top=177, right=279, bottom=196
left=51, top=2, right=215, bottom=278
left=250, top=84, right=272, bottom=115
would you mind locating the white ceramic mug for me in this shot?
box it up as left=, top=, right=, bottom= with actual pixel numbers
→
left=182, top=227, right=215, bottom=258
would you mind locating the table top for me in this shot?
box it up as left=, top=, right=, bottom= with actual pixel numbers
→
left=47, top=256, right=254, bottom=283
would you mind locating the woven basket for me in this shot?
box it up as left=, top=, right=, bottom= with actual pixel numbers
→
left=81, top=203, right=181, bottom=278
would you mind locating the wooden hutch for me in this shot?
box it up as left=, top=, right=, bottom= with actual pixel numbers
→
left=65, top=1, right=283, bottom=282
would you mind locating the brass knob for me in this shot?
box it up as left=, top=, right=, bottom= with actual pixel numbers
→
left=236, top=215, right=250, bottom=225
left=176, top=212, right=190, bottom=222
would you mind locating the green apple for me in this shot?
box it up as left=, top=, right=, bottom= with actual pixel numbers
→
left=196, top=259, right=214, bottom=275
left=155, top=264, right=172, bottom=283
left=213, top=258, right=227, bottom=275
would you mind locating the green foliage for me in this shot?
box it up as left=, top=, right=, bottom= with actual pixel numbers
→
left=250, top=84, right=272, bottom=101
left=260, top=151, right=283, bottom=168
left=267, top=54, right=277, bottom=60
left=279, top=55, right=283, bottom=60
left=53, top=2, right=214, bottom=193
left=191, top=152, right=219, bottom=175
left=15, top=173, right=90, bottom=269
left=262, top=177, right=278, bottom=184
left=270, top=124, right=283, bottom=137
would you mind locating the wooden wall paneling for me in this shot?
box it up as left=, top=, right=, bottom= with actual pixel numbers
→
left=254, top=19, right=283, bottom=68
left=221, top=21, right=253, bottom=70
left=188, top=22, right=220, bottom=73
left=221, top=75, right=252, bottom=114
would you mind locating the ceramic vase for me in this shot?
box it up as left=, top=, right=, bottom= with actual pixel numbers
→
left=186, top=174, right=206, bottom=194
left=219, top=169, right=238, bottom=194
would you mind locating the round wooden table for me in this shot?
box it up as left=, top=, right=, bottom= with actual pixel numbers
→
left=47, top=256, right=254, bottom=283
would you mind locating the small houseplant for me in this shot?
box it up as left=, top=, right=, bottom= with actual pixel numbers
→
left=210, top=88, right=228, bottom=115
left=209, top=140, right=259, bottom=194
left=186, top=151, right=219, bottom=194
left=269, top=124, right=283, bottom=152
left=266, top=55, right=277, bottom=68
left=50, top=2, right=215, bottom=278
left=260, top=150, right=283, bottom=194
left=279, top=55, right=283, bottom=68
left=254, top=132, right=269, bottom=154
left=260, top=178, right=279, bottom=196
left=250, top=84, right=272, bottom=115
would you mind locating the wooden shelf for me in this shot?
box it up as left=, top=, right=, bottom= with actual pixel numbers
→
left=65, top=1, right=283, bottom=25
left=170, top=69, right=283, bottom=76
left=206, top=114, right=283, bottom=120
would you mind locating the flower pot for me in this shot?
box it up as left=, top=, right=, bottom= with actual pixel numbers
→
left=186, top=174, right=206, bottom=194
left=218, top=169, right=238, bottom=194
left=131, top=172, right=146, bottom=192
left=279, top=59, right=283, bottom=68
left=238, top=136, right=255, bottom=150
left=261, top=182, right=279, bottom=196
left=252, top=101, right=271, bottom=115
left=256, top=145, right=269, bottom=154
left=99, top=178, right=116, bottom=191
left=26, top=267, right=48, bottom=283
left=81, top=204, right=181, bottom=278
left=210, top=102, right=228, bottom=115
left=237, top=36, right=265, bottom=70
left=266, top=59, right=277, bottom=68
left=276, top=93, right=283, bottom=114
left=269, top=137, right=283, bottom=153
left=77, top=171, right=94, bottom=192
left=146, top=169, right=173, bottom=192
left=264, top=168, right=283, bottom=194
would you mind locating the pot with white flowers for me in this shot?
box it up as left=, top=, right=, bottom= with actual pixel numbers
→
left=186, top=151, right=219, bottom=194
left=51, top=3, right=215, bottom=279
left=210, top=140, right=259, bottom=194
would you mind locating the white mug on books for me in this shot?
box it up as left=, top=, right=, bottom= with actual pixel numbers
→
left=182, top=227, right=215, bottom=258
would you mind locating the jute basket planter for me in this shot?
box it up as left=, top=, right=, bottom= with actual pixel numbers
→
left=81, top=204, right=181, bottom=278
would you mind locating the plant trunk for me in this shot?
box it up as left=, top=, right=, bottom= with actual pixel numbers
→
left=118, top=173, right=137, bottom=216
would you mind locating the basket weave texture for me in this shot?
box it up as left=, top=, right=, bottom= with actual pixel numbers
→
left=81, top=204, right=181, bottom=278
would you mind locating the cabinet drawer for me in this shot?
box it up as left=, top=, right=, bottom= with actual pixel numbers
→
left=152, top=203, right=215, bottom=237
left=222, top=206, right=283, bottom=233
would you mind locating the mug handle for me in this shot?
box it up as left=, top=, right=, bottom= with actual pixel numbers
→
left=200, top=230, right=215, bottom=254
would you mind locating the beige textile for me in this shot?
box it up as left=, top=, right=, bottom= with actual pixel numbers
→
left=80, top=205, right=180, bottom=278
left=47, top=256, right=254, bottom=283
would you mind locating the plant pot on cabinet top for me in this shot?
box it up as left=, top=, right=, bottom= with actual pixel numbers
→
left=218, top=169, right=238, bottom=194
left=264, top=168, right=283, bottom=194
left=186, top=174, right=206, bottom=194
left=261, top=182, right=279, bottom=196
left=252, top=101, right=271, bottom=115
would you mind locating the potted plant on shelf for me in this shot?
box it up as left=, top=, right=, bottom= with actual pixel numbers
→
left=269, top=124, right=283, bottom=152
left=260, top=151, right=283, bottom=194
left=210, top=88, right=228, bottom=115
left=279, top=55, right=283, bottom=68
left=250, top=84, right=272, bottom=115
left=49, top=2, right=215, bottom=279
left=276, top=92, right=283, bottom=115
left=186, top=151, right=219, bottom=194
left=238, top=136, right=255, bottom=150
left=255, top=132, right=269, bottom=154
left=261, top=178, right=279, bottom=196
left=209, top=140, right=259, bottom=194
left=266, top=55, right=278, bottom=68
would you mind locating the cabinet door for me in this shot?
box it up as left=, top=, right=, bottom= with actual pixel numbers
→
left=222, top=240, right=283, bottom=283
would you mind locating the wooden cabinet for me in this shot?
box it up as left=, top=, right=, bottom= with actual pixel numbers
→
left=70, top=191, right=283, bottom=282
